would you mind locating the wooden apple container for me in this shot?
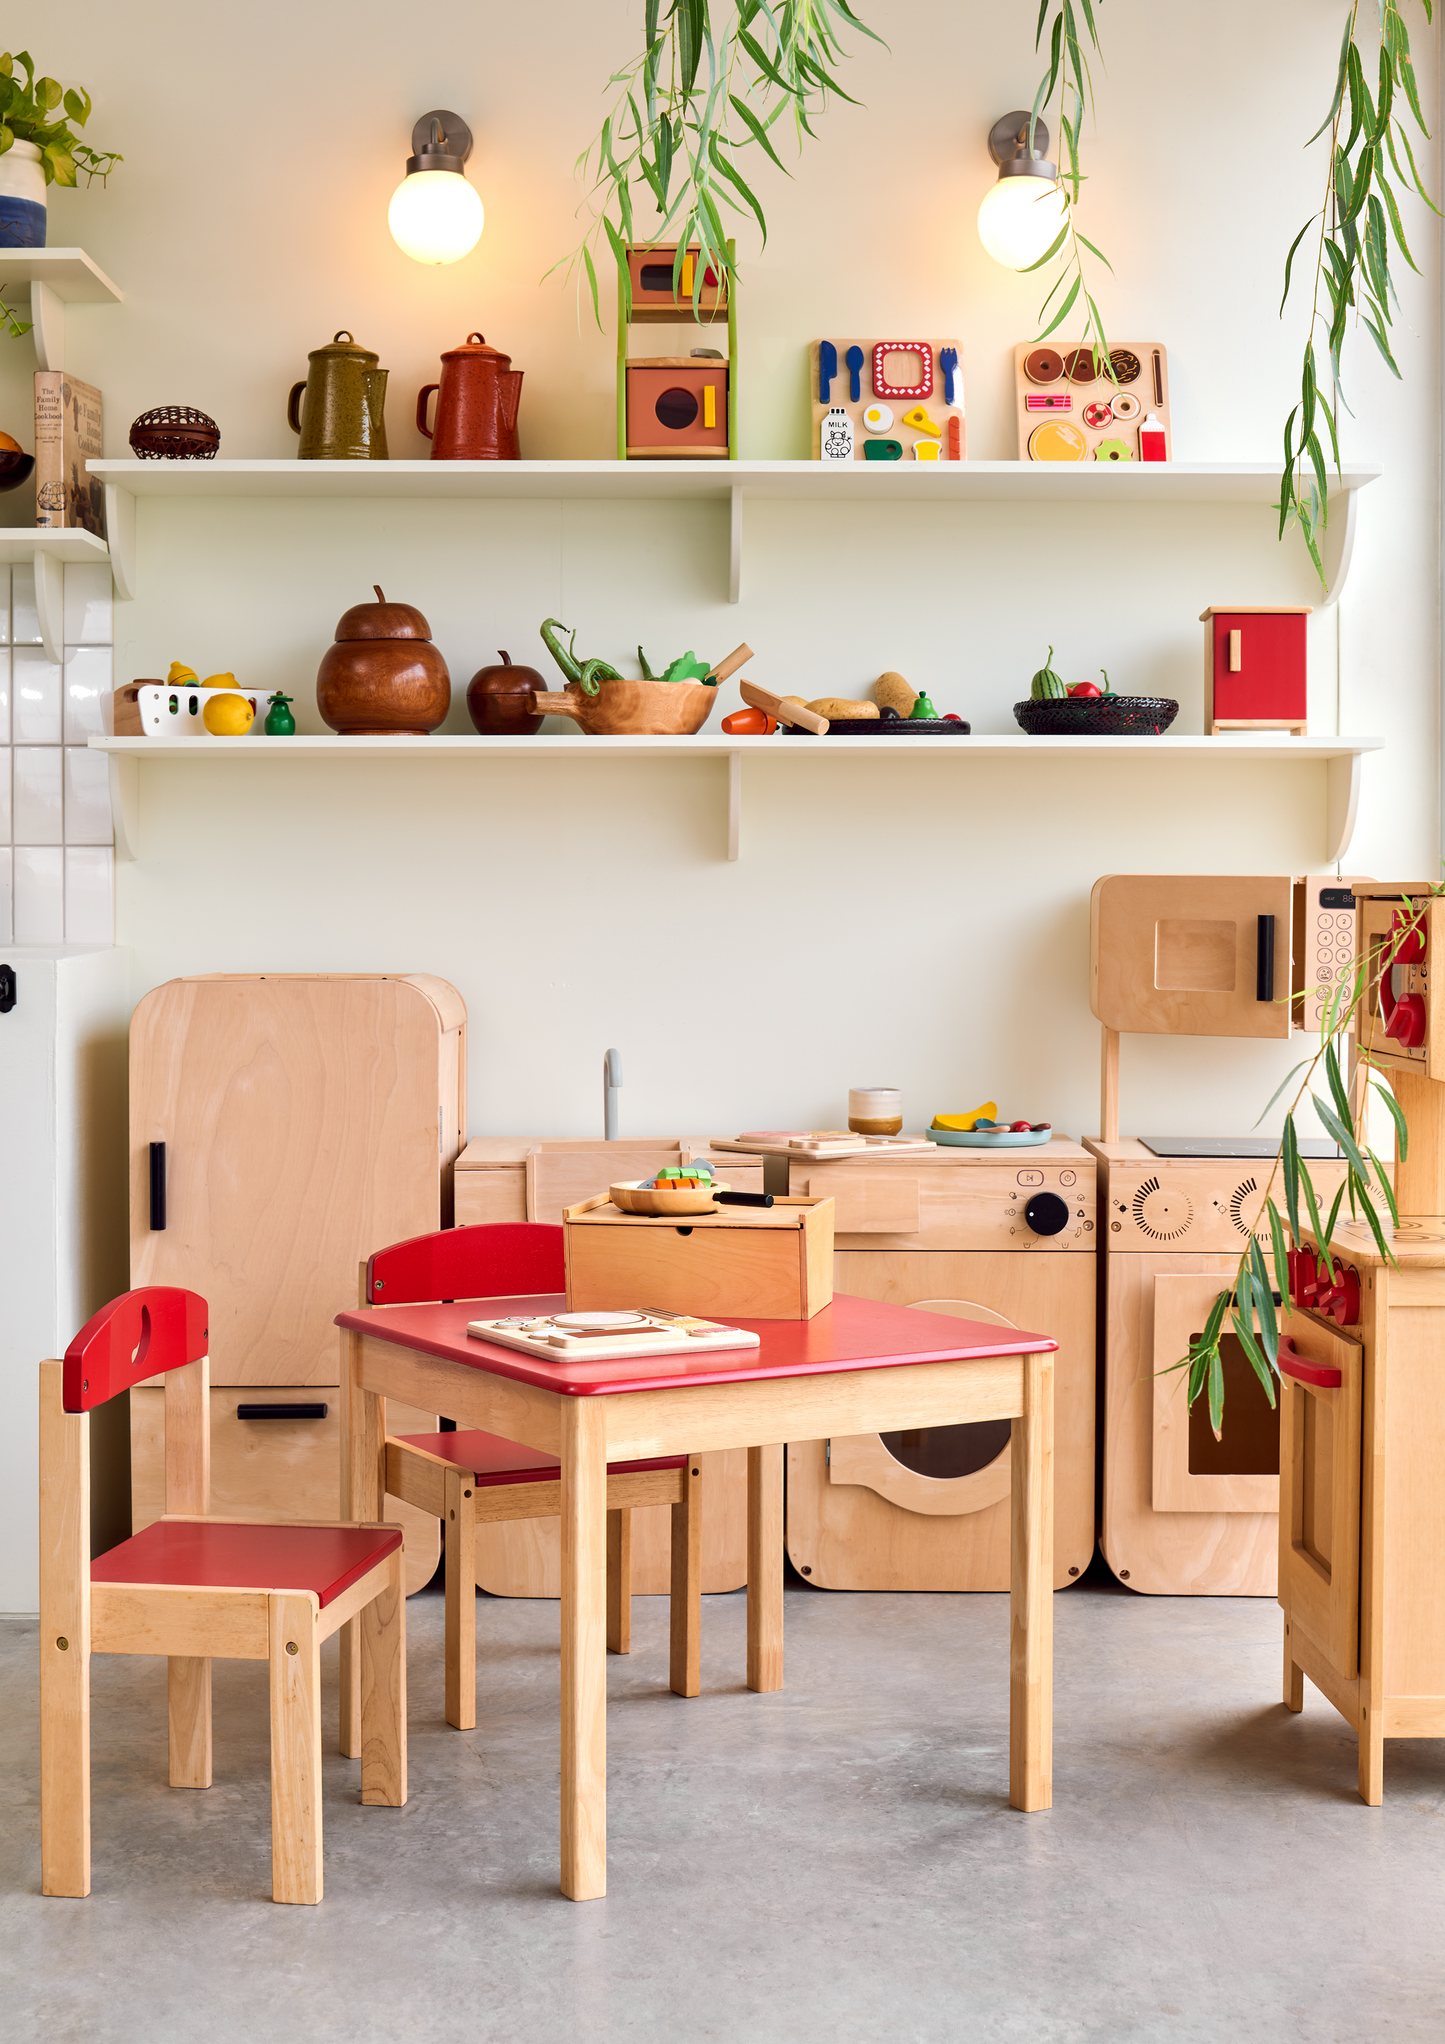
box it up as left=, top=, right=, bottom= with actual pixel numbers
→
left=316, top=584, right=451, bottom=735
left=466, top=649, right=545, bottom=735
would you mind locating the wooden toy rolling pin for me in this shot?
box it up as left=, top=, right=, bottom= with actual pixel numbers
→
left=738, top=679, right=829, bottom=734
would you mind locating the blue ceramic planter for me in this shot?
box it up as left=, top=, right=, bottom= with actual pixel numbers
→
left=0, top=142, right=46, bottom=247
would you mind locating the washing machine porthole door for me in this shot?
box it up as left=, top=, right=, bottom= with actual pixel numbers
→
left=880, top=1297, right=1017, bottom=1480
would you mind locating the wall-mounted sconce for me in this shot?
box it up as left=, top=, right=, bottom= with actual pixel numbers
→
left=388, top=110, right=485, bottom=265
left=976, top=112, right=1068, bottom=271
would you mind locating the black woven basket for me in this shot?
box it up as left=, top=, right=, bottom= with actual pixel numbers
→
left=1013, top=695, right=1178, bottom=737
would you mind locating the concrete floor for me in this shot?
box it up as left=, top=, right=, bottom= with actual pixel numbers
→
left=2, top=1576, right=1444, bottom=2043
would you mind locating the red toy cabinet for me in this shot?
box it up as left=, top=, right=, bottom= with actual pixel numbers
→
left=1201, top=605, right=1311, bottom=735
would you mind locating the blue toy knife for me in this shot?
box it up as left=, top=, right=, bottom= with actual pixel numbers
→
left=845, top=344, right=865, bottom=402
left=818, top=340, right=837, bottom=402
left=940, top=346, right=959, bottom=406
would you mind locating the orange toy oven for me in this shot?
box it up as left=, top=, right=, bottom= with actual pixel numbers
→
left=625, top=362, right=730, bottom=458
left=627, top=244, right=727, bottom=319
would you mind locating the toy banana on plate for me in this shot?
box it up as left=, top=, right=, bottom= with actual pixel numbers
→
left=929, top=1102, right=1053, bottom=1148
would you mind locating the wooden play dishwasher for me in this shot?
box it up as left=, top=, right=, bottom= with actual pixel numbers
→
left=781, top=1137, right=1095, bottom=1589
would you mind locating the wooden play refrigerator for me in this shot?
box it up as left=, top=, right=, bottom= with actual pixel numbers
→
left=782, top=1138, right=1096, bottom=1590
left=127, top=973, right=465, bottom=1591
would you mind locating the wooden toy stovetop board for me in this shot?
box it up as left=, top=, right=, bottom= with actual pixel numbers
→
left=1014, top=341, right=1171, bottom=463
left=811, top=340, right=964, bottom=462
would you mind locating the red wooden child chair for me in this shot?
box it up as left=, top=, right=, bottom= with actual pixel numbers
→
left=40, top=1287, right=406, bottom=1905
left=340, top=1222, right=701, bottom=1747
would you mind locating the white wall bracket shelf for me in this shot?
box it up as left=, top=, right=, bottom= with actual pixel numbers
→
left=0, top=248, right=123, bottom=371
left=88, top=460, right=1381, bottom=613
left=0, top=527, right=110, bottom=662
left=92, top=731, right=1381, bottom=868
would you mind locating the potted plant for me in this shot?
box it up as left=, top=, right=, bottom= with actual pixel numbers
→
left=0, top=49, right=121, bottom=249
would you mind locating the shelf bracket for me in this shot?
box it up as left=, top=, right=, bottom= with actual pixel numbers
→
left=30, top=279, right=63, bottom=371
left=1318, top=487, right=1360, bottom=610
left=1326, top=751, right=1362, bottom=865
left=727, top=749, right=741, bottom=861
left=34, top=546, right=64, bottom=663
left=103, top=483, right=137, bottom=600
left=728, top=485, right=742, bottom=605
left=108, top=752, right=140, bottom=862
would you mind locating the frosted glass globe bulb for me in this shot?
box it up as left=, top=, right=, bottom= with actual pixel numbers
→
left=388, top=171, right=484, bottom=265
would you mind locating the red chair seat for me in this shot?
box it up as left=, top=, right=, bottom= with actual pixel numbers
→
left=395, top=1429, right=687, bottom=1488
left=91, top=1520, right=403, bottom=1608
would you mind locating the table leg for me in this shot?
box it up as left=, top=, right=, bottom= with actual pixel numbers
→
left=560, top=1397, right=608, bottom=1900
left=747, top=1443, right=784, bottom=1693
left=339, top=1327, right=384, bottom=1760
left=1009, top=1351, right=1053, bottom=1813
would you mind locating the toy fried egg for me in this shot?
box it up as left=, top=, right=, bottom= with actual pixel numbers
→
left=862, top=402, right=894, bottom=433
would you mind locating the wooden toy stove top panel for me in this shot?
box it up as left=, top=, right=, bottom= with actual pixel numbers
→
left=1014, top=341, right=1170, bottom=464
left=811, top=339, right=964, bottom=462
left=789, top=1135, right=1094, bottom=1252
left=1086, top=1137, right=1350, bottom=1254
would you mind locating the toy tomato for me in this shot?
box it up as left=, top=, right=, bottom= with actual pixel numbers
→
left=1067, top=682, right=1101, bottom=698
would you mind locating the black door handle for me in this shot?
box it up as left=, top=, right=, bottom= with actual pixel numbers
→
left=1256, top=915, right=1275, bottom=1002
left=149, top=1142, right=166, bottom=1230
left=236, top=1403, right=329, bottom=1421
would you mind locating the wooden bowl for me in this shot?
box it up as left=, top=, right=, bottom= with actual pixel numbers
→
left=531, top=679, right=717, bottom=736
left=610, top=1178, right=730, bottom=1216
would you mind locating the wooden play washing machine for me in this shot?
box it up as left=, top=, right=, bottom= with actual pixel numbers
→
left=780, top=1139, right=1096, bottom=1589
left=1088, top=874, right=1359, bottom=1594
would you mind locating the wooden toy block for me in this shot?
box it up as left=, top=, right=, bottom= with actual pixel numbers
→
left=1014, top=341, right=1170, bottom=463
left=1202, top=606, right=1311, bottom=735
left=810, top=339, right=964, bottom=462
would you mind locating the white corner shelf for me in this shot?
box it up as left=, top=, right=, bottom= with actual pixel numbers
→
left=0, top=526, right=111, bottom=662
left=91, top=730, right=1383, bottom=868
left=87, top=460, right=1380, bottom=611
left=0, top=246, right=123, bottom=371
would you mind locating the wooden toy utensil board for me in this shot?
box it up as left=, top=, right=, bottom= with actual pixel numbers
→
left=1015, top=341, right=1171, bottom=462
left=467, top=1310, right=760, bottom=1361
left=811, top=340, right=964, bottom=461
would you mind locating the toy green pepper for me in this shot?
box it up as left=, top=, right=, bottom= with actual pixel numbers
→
left=264, top=692, right=296, bottom=736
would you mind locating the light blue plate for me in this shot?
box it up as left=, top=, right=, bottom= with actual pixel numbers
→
left=927, top=1126, right=1052, bottom=1149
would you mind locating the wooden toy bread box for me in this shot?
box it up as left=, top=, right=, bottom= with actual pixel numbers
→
left=564, top=1194, right=834, bottom=1319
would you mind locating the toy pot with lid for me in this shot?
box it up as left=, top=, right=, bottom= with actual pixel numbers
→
left=315, top=585, right=450, bottom=734
left=416, top=333, right=522, bottom=460
left=288, top=331, right=390, bottom=460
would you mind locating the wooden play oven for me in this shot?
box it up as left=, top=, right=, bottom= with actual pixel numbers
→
left=624, top=360, right=729, bottom=457
left=782, top=1139, right=1096, bottom=1591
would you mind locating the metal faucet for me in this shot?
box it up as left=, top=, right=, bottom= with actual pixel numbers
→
left=603, top=1047, right=622, bottom=1140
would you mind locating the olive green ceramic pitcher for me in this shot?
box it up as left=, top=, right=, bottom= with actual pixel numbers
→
left=287, top=331, right=389, bottom=460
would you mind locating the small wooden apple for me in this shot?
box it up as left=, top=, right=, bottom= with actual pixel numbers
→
left=466, top=649, right=545, bottom=735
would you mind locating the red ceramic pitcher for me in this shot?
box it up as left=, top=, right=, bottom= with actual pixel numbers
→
left=416, top=332, right=522, bottom=460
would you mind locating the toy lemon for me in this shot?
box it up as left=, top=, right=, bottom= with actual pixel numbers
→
left=167, top=661, right=198, bottom=685
left=201, top=692, right=255, bottom=737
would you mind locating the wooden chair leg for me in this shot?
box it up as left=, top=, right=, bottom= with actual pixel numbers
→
left=444, top=1466, right=476, bottom=1731
left=1283, top=1620, right=1304, bottom=1713
left=269, top=1592, right=322, bottom=1905
left=669, top=1459, right=702, bottom=1698
left=338, top=1616, right=362, bottom=1760
left=168, top=1656, right=213, bottom=1787
left=606, top=1507, right=632, bottom=1655
left=361, top=1551, right=407, bottom=1809
left=40, top=1360, right=90, bottom=1898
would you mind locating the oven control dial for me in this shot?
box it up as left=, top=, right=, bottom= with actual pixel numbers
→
left=1023, top=1191, right=1070, bottom=1237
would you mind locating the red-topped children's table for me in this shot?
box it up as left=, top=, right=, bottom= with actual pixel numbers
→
left=335, top=1291, right=1057, bottom=1899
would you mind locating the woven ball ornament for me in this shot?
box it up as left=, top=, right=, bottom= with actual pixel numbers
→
left=128, top=407, right=221, bottom=460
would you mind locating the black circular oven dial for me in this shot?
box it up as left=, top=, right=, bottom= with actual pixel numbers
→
left=1024, top=1191, right=1070, bottom=1237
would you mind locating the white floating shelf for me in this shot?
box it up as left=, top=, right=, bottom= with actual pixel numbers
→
left=89, top=458, right=1378, bottom=610
left=0, top=527, right=110, bottom=662
left=0, top=247, right=123, bottom=373
left=91, top=731, right=1383, bottom=868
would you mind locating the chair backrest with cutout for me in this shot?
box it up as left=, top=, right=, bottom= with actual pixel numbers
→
left=365, top=1223, right=564, bottom=1307
left=63, top=1288, right=209, bottom=1413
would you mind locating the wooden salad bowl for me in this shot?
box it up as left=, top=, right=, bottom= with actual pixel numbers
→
left=609, top=1178, right=731, bottom=1216
left=530, top=678, right=718, bottom=736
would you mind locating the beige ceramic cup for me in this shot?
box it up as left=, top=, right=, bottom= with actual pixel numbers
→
left=848, top=1086, right=903, bottom=1136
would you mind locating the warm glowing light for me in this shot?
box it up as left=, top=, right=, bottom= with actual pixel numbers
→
left=388, top=171, right=485, bottom=265
left=977, top=173, right=1068, bottom=271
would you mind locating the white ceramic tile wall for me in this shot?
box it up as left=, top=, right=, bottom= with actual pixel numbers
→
left=0, top=562, right=115, bottom=945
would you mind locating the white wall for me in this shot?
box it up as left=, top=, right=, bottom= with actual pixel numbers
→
left=0, top=0, right=1437, bottom=1145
